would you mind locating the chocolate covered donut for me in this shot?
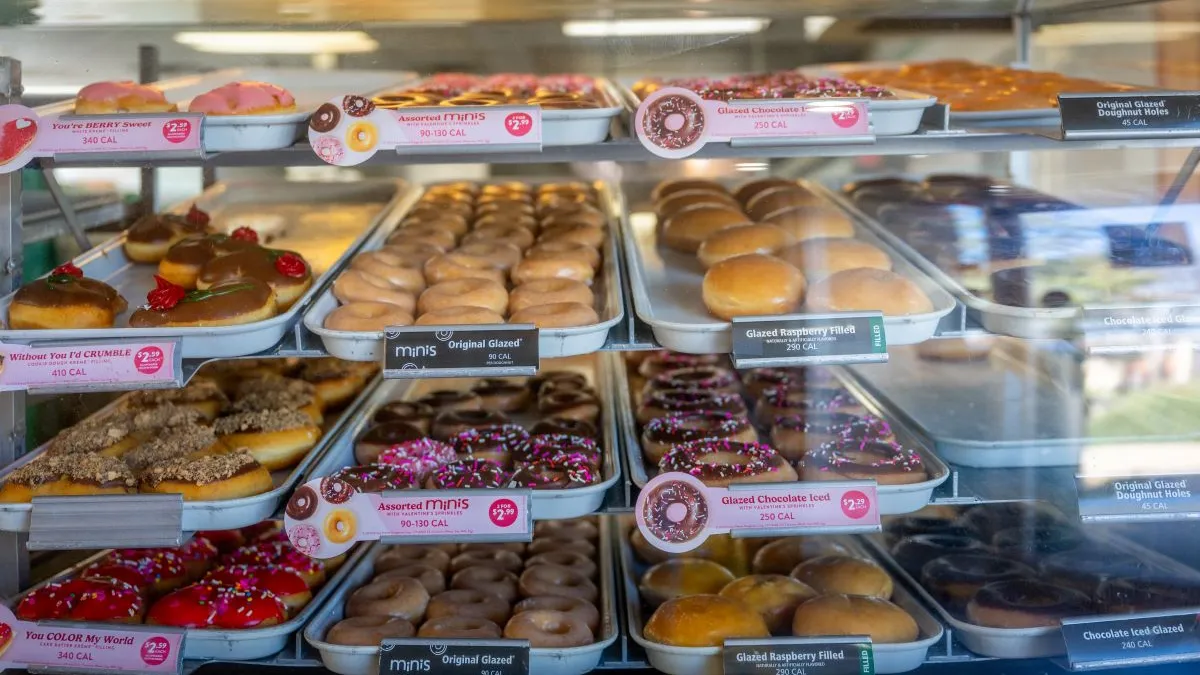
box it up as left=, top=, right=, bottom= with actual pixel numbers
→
left=287, top=485, right=319, bottom=520
left=310, top=103, right=341, bottom=132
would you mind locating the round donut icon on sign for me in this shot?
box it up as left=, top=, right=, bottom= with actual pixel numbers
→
left=634, top=88, right=709, bottom=159
left=635, top=472, right=712, bottom=552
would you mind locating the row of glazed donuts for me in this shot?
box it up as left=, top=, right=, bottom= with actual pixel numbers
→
left=323, top=518, right=603, bottom=648
left=373, top=73, right=607, bottom=110
left=625, top=351, right=928, bottom=487
left=325, top=180, right=605, bottom=331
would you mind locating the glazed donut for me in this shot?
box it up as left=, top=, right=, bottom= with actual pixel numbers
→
left=326, top=616, right=415, bottom=645
left=921, top=554, right=1035, bottom=610
left=451, top=549, right=524, bottom=574
left=380, top=241, right=445, bottom=267
left=511, top=255, right=595, bottom=286
left=541, top=209, right=606, bottom=231
left=514, top=595, right=600, bottom=633
left=537, top=224, right=605, bottom=250
left=393, top=223, right=458, bottom=251
left=457, top=241, right=524, bottom=271
left=426, top=589, right=511, bottom=625
left=424, top=253, right=506, bottom=286
left=451, top=424, right=530, bottom=467
left=464, top=225, right=535, bottom=251
left=641, top=412, right=757, bottom=465
left=346, top=577, right=431, bottom=622
left=376, top=546, right=452, bottom=575
left=771, top=413, right=891, bottom=462
left=452, top=565, right=520, bottom=603
left=659, top=440, right=798, bottom=487
left=534, top=519, right=599, bottom=540
left=790, top=554, right=894, bottom=599
left=966, top=580, right=1093, bottom=628
left=801, top=438, right=926, bottom=485
left=375, top=564, right=447, bottom=596
left=418, top=278, right=508, bottom=316
left=525, top=241, right=602, bottom=271
left=651, top=178, right=728, bottom=202
left=477, top=200, right=535, bottom=217
left=324, top=301, right=414, bottom=332
left=418, top=616, right=503, bottom=639
left=656, top=190, right=739, bottom=219
left=351, top=251, right=427, bottom=294
left=415, top=307, right=505, bottom=326
left=324, top=508, right=358, bottom=544
left=643, top=366, right=740, bottom=396
left=475, top=213, right=538, bottom=233
left=334, top=270, right=416, bottom=313
left=510, top=302, right=599, bottom=328
left=397, top=213, right=470, bottom=236
left=518, top=565, right=599, bottom=603
left=526, top=551, right=597, bottom=579
left=509, top=279, right=594, bottom=315
left=432, top=409, right=511, bottom=442
left=639, top=558, right=735, bottom=606
left=504, top=609, right=593, bottom=647
left=471, top=379, right=531, bottom=413
left=528, top=537, right=597, bottom=558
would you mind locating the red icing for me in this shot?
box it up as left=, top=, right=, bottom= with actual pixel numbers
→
left=175, top=536, right=220, bottom=563
left=241, top=521, right=282, bottom=542
left=147, top=274, right=185, bottom=310
left=51, top=262, right=83, bottom=278
left=231, top=227, right=259, bottom=243
left=149, top=580, right=287, bottom=629
left=146, top=583, right=219, bottom=628
left=205, top=564, right=310, bottom=600
left=0, top=117, right=37, bottom=164
left=17, top=577, right=143, bottom=622
left=106, top=549, right=189, bottom=581
left=185, top=204, right=210, bottom=226
left=196, top=529, right=245, bottom=553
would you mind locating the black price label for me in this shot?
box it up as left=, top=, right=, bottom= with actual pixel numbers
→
left=1076, top=474, right=1200, bottom=522
left=1059, top=92, right=1200, bottom=140
left=731, top=312, right=887, bottom=368
left=382, top=325, right=538, bottom=378
left=724, top=638, right=873, bottom=675
left=379, top=639, right=529, bottom=675
left=1062, top=611, right=1200, bottom=670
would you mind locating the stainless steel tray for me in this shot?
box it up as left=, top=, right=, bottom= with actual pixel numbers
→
left=0, top=179, right=416, bottom=358
left=7, top=540, right=370, bottom=661
left=305, top=519, right=619, bottom=675
left=304, top=353, right=622, bottom=520
left=616, top=358, right=949, bottom=514
left=305, top=180, right=625, bottom=361
left=619, top=518, right=944, bottom=674
left=0, top=373, right=381, bottom=534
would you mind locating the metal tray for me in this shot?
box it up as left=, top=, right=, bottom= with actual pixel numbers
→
left=305, top=519, right=619, bottom=675
left=620, top=180, right=956, bottom=355
left=616, top=358, right=949, bottom=514
left=865, top=504, right=1200, bottom=659
left=7, top=541, right=368, bottom=661
left=305, top=180, right=625, bottom=361
left=305, top=353, right=622, bottom=520
left=0, top=373, right=381, bottom=534
left=619, top=519, right=944, bottom=674
left=0, top=179, right=415, bottom=358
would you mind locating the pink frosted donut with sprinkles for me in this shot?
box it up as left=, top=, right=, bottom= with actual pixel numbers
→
left=287, top=524, right=322, bottom=557
left=658, top=439, right=797, bottom=487
left=378, top=438, right=457, bottom=481
left=799, top=437, right=925, bottom=486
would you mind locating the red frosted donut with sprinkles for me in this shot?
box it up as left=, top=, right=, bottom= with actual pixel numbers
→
left=659, top=439, right=798, bottom=487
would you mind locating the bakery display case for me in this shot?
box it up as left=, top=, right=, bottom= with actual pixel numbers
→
left=2, top=1, right=1200, bottom=674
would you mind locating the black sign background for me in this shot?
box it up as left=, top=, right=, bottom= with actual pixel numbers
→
left=378, top=639, right=529, bottom=675
left=382, top=325, right=538, bottom=378
left=724, top=638, right=873, bottom=675
left=1076, top=473, right=1200, bottom=522
left=1062, top=612, right=1200, bottom=670
left=731, top=312, right=886, bottom=368
left=1059, top=93, right=1200, bottom=139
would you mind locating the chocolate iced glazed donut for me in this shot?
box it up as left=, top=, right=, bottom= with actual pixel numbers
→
left=754, top=386, right=864, bottom=427
left=417, top=390, right=483, bottom=413
left=637, top=351, right=723, bottom=378
left=431, top=409, right=510, bottom=441
left=640, top=478, right=708, bottom=544
left=885, top=516, right=976, bottom=541
left=643, top=366, right=740, bottom=396
left=426, top=459, right=509, bottom=489
left=310, top=103, right=341, bottom=132
left=538, top=390, right=601, bottom=422
left=354, top=421, right=425, bottom=464
left=530, top=417, right=598, bottom=440
left=991, top=525, right=1084, bottom=563
left=330, top=464, right=417, bottom=493
left=966, top=579, right=1093, bottom=628
left=514, top=434, right=601, bottom=468
left=641, top=93, right=705, bottom=151
left=892, top=535, right=989, bottom=576
left=922, top=554, right=1036, bottom=609
left=641, top=412, right=756, bottom=465
left=659, top=440, right=798, bottom=487
left=637, top=391, right=747, bottom=426
left=471, top=379, right=531, bottom=413
left=286, top=485, right=318, bottom=520
left=800, top=438, right=925, bottom=485
left=373, top=402, right=435, bottom=434
left=771, top=413, right=891, bottom=461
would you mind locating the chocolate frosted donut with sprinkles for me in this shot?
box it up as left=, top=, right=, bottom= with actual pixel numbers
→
left=515, top=434, right=601, bottom=468
left=637, top=390, right=747, bottom=426
left=770, top=413, right=892, bottom=461
left=659, top=439, right=798, bottom=487
left=640, top=93, right=705, bottom=151
left=450, top=424, right=530, bottom=468
left=330, top=464, right=419, bottom=493
left=641, top=412, right=757, bottom=465
left=754, top=385, right=864, bottom=427
left=641, top=478, right=709, bottom=544
left=642, top=365, right=741, bottom=397
left=426, top=459, right=509, bottom=489
left=799, top=437, right=925, bottom=485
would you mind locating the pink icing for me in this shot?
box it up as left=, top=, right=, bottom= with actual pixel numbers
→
left=189, top=81, right=296, bottom=115
left=379, top=438, right=457, bottom=481
left=76, top=81, right=168, bottom=104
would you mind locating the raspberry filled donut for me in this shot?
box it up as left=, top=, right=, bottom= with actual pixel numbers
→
left=659, top=440, right=798, bottom=487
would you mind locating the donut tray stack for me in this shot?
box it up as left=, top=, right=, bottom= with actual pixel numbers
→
left=616, top=351, right=950, bottom=515
left=617, top=518, right=943, bottom=675
left=305, top=517, right=619, bottom=675
left=866, top=502, right=1200, bottom=659
left=303, top=353, right=622, bottom=519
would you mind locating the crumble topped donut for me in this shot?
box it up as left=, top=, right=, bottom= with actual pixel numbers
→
left=426, top=459, right=509, bottom=489
left=122, top=423, right=220, bottom=473
left=139, top=450, right=273, bottom=501
left=659, top=440, right=798, bottom=487
left=800, top=438, right=925, bottom=485
left=642, top=412, right=757, bottom=464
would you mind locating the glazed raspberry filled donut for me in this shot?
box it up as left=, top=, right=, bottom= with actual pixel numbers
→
left=426, top=459, right=510, bottom=489
left=641, top=412, right=757, bottom=465
left=659, top=440, right=798, bottom=487
left=518, top=564, right=599, bottom=603
left=426, top=589, right=511, bottom=626
left=637, top=390, right=748, bottom=426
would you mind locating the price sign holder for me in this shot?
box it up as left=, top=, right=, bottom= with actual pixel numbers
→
left=0, top=605, right=186, bottom=674
left=1062, top=610, right=1200, bottom=670
left=1059, top=92, right=1200, bottom=140
left=382, top=325, right=538, bottom=378
left=378, top=638, right=529, bottom=675
left=1076, top=473, right=1200, bottom=523
left=724, top=637, right=874, bottom=675
left=28, top=494, right=184, bottom=550
left=0, top=337, right=183, bottom=394
left=731, top=312, right=887, bottom=369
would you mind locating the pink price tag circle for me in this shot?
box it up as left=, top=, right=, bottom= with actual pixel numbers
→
left=504, top=112, right=534, bottom=137
left=161, top=119, right=193, bottom=144
left=134, top=346, right=165, bottom=375
left=841, top=489, right=872, bottom=519
left=489, top=498, right=519, bottom=527
left=140, top=637, right=172, bottom=666
left=831, top=104, right=863, bottom=129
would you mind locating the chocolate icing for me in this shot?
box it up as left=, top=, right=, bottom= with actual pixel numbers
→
left=129, top=278, right=274, bottom=327
left=356, top=421, right=426, bottom=448
left=198, top=247, right=310, bottom=288
left=13, top=276, right=125, bottom=311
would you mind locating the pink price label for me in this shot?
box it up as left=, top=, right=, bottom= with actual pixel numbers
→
left=635, top=87, right=872, bottom=159
left=0, top=605, right=183, bottom=672
left=634, top=472, right=880, bottom=553
left=0, top=340, right=179, bottom=391
left=283, top=476, right=532, bottom=559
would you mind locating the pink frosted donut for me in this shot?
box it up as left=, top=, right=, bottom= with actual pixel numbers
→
left=75, top=81, right=175, bottom=114
left=378, top=439, right=457, bottom=482
left=189, top=81, right=297, bottom=115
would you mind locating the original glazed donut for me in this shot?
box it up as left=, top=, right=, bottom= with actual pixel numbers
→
left=659, top=440, right=798, bottom=487
left=464, top=224, right=535, bottom=251
left=324, top=301, right=413, bottom=332
left=418, top=278, right=509, bottom=317
left=393, top=223, right=458, bottom=251
left=423, top=252, right=507, bottom=286
left=326, top=616, right=416, bottom=645
left=375, top=564, right=447, bottom=596
left=397, top=212, right=470, bottom=236
left=518, top=565, right=599, bottom=603
left=351, top=251, right=427, bottom=294
left=376, top=546, right=452, bottom=575
left=504, top=609, right=593, bottom=647
left=641, top=412, right=758, bottom=465
left=525, top=551, right=597, bottom=579
left=418, top=616, right=503, bottom=639
left=534, top=518, right=599, bottom=540
left=537, top=224, right=605, bottom=250
left=636, top=390, right=747, bottom=426
left=426, top=589, right=511, bottom=625
left=432, top=410, right=512, bottom=442
left=511, top=256, right=595, bottom=286
left=514, top=595, right=600, bottom=633
left=451, top=424, right=530, bottom=468
left=452, top=565, right=520, bottom=603
left=380, top=241, right=445, bottom=267
left=415, top=306, right=505, bottom=326
left=323, top=508, right=358, bottom=545
left=966, top=579, right=1093, bottom=628
left=333, top=270, right=416, bottom=313
left=346, top=577, right=430, bottom=622
left=456, top=241, right=523, bottom=271
left=641, top=93, right=705, bottom=150
left=451, top=549, right=524, bottom=574
left=346, top=121, right=379, bottom=152
left=525, top=241, right=602, bottom=271
left=509, top=302, right=600, bottom=329
left=528, top=537, right=597, bottom=559
left=475, top=213, right=538, bottom=233
left=800, top=438, right=926, bottom=485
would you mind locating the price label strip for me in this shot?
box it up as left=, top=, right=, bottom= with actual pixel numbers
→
left=634, top=87, right=873, bottom=159
left=0, top=104, right=203, bottom=173
left=285, top=478, right=533, bottom=559
left=634, top=471, right=879, bottom=553
left=0, top=338, right=181, bottom=393
left=308, top=95, right=542, bottom=166
left=379, top=638, right=529, bottom=675
left=1062, top=610, right=1200, bottom=670
left=731, top=312, right=887, bottom=369
left=1076, top=473, right=1200, bottom=523
left=382, top=325, right=539, bottom=378
left=725, top=637, right=874, bottom=675
left=0, top=605, right=185, bottom=674
left=1059, top=92, right=1200, bottom=140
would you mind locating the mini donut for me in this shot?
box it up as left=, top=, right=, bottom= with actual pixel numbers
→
left=324, top=302, right=413, bottom=332
left=526, top=551, right=597, bottom=579
left=451, top=424, right=529, bottom=467
left=333, top=270, right=415, bottom=313
left=374, top=401, right=436, bottom=434
left=424, top=252, right=507, bottom=286
left=418, top=616, right=503, bottom=639
left=393, top=223, right=458, bottom=251
left=451, top=549, right=524, bottom=574
left=511, top=255, right=595, bottom=286
left=398, top=213, right=470, bottom=236
left=456, top=241, right=523, bottom=271
left=530, top=417, right=598, bottom=439
left=374, top=565, right=447, bottom=596
left=509, top=302, right=599, bottom=328
left=541, top=210, right=607, bottom=231
left=415, top=307, right=505, bottom=326
left=324, top=508, right=357, bottom=544
left=418, top=278, right=508, bottom=317
left=528, top=536, right=597, bottom=558
left=538, top=390, right=601, bottom=422
left=452, top=565, right=520, bottom=604
left=432, top=409, right=511, bottom=442
left=477, top=200, right=535, bottom=217
left=534, top=519, right=599, bottom=540
left=464, top=225, right=535, bottom=251
left=417, top=390, right=483, bottom=412
left=514, top=595, right=600, bottom=633
left=538, top=224, right=605, bottom=250
left=505, top=609, right=593, bottom=648
left=518, top=564, right=599, bottom=603
left=346, top=577, right=430, bottom=622
left=426, top=589, right=511, bottom=625
left=326, top=616, right=415, bottom=645
left=351, top=251, right=427, bottom=294
left=525, top=242, right=602, bottom=271
left=509, top=279, right=594, bottom=314
left=644, top=365, right=740, bottom=396
left=376, top=546, right=452, bottom=575
left=470, top=379, right=531, bottom=413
